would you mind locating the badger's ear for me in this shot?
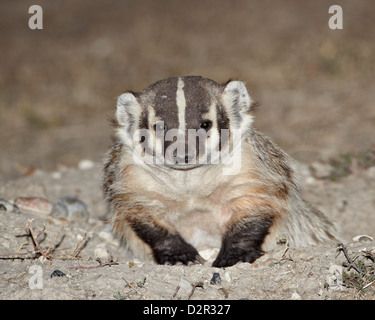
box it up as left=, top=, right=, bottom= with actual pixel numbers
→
left=115, top=92, right=142, bottom=147
left=116, top=91, right=142, bottom=135
left=222, top=81, right=254, bottom=130
left=223, top=81, right=252, bottom=112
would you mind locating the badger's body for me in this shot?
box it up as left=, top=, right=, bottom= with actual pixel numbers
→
left=103, top=76, right=339, bottom=267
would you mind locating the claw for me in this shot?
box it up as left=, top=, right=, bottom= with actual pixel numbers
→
left=195, top=254, right=206, bottom=265
left=187, top=255, right=205, bottom=266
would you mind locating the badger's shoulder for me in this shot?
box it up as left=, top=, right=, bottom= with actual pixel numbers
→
left=103, top=142, right=123, bottom=198
left=245, top=129, right=299, bottom=189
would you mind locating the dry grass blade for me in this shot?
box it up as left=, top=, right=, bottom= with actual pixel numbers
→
left=69, top=257, right=118, bottom=270
left=68, top=221, right=101, bottom=259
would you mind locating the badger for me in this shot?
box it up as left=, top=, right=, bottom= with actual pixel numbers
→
left=103, top=76, right=339, bottom=267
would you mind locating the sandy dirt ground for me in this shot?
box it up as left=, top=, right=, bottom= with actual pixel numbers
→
left=0, top=162, right=374, bottom=300
left=1, top=0, right=374, bottom=301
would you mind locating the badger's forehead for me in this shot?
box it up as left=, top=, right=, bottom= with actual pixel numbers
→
left=140, top=76, right=222, bottom=129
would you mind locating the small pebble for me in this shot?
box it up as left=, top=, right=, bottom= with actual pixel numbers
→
left=78, top=159, right=95, bottom=170
left=51, top=196, right=89, bottom=222
left=198, top=248, right=220, bottom=262
left=94, top=244, right=110, bottom=260
left=0, top=199, right=19, bottom=213
left=51, top=270, right=66, bottom=278
left=223, top=271, right=231, bottom=283
left=98, top=230, right=119, bottom=246
left=291, top=291, right=302, bottom=300
left=14, top=197, right=52, bottom=217
left=305, top=176, right=316, bottom=185
left=210, top=272, right=222, bottom=285
left=98, top=230, right=113, bottom=242
left=310, top=162, right=333, bottom=179
left=39, top=255, right=48, bottom=264
left=51, top=172, right=62, bottom=179
left=132, top=259, right=144, bottom=267
left=352, top=235, right=373, bottom=243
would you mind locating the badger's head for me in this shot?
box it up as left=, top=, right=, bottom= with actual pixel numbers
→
left=114, top=76, right=255, bottom=171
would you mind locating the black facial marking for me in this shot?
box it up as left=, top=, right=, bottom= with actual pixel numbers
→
left=212, top=216, right=274, bottom=268
left=183, top=76, right=211, bottom=131
left=216, top=102, right=230, bottom=151
left=139, top=109, right=149, bottom=130
left=148, top=77, right=180, bottom=132
left=216, top=103, right=230, bottom=131
left=130, top=221, right=202, bottom=265
left=143, top=78, right=181, bottom=158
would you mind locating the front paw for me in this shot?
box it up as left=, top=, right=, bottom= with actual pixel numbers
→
left=153, top=234, right=204, bottom=266
left=212, top=248, right=262, bottom=268
left=213, top=217, right=273, bottom=267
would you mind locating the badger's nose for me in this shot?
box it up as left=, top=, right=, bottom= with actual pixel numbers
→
left=175, top=154, right=195, bottom=164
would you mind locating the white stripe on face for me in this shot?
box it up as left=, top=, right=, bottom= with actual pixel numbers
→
left=176, top=77, right=186, bottom=132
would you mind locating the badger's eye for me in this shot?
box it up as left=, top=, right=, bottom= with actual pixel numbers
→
left=200, top=120, right=212, bottom=130
left=153, top=122, right=166, bottom=132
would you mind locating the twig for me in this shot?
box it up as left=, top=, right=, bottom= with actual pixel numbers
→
left=337, top=243, right=366, bottom=276
left=17, top=219, right=52, bottom=262
left=68, top=258, right=118, bottom=270
left=187, top=282, right=203, bottom=300
left=69, top=233, right=88, bottom=259
left=362, top=280, right=375, bottom=291
left=280, top=238, right=290, bottom=261
left=171, top=285, right=180, bottom=300
left=45, top=226, right=64, bottom=256
left=16, top=241, right=29, bottom=253
left=355, top=277, right=375, bottom=299
left=362, top=250, right=375, bottom=262
left=0, top=250, right=39, bottom=259
left=68, top=221, right=101, bottom=259
left=122, top=277, right=142, bottom=295
left=36, top=224, right=46, bottom=240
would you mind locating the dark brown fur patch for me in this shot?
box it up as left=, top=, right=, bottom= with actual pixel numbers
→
left=274, top=183, right=289, bottom=200
left=139, top=109, right=149, bottom=130
left=130, top=221, right=201, bottom=265
left=214, top=183, right=278, bottom=267
left=213, top=215, right=274, bottom=267
left=216, top=102, right=230, bottom=151
left=145, top=77, right=179, bottom=132
left=183, top=76, right=211, bottom=131
left=103, top=143, right=122, bottom=197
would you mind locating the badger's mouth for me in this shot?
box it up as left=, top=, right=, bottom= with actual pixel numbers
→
left=164, top=163, right=203, bottom=171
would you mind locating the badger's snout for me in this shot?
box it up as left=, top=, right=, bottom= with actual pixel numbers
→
left=164, top=131, right=200, bottom=168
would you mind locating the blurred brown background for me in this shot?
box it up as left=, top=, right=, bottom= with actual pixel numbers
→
left=1, top=0, right=374, bottom=181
